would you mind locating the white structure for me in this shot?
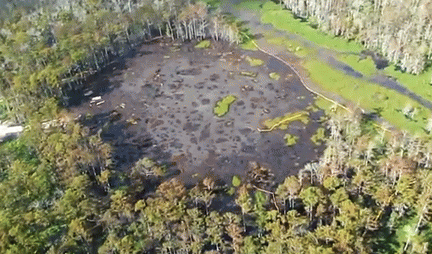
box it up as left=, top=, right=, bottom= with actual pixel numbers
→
left=0, top=123, right=23, bottom=142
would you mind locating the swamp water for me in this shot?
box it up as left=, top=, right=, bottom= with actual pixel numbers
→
left=71, top=39, right=324, bottom=186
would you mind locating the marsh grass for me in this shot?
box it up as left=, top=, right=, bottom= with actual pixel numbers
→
left=263, top=111, right=309, bottom=130
left=337, top=54, right=377, bottom=77
left=269, top=72, right=281, bottom=80
left=245, top=56, right=264, bottom=66
left=267, top=36, right=314, bottom=57
left=213, top=95, right=237, bottom=117
left=195, top=40, right=211, bottom=49
left=235, top=0, right=265, bottom=10
left=311, top=127, right=326, bottom=145
left=240, top=39, right=258, bottom=51
left=284, top=133, right=299, bottom=146
left=305, top=60, right=430, bottom=134
left=384, top=65, right=432, bottom=104
left=260, top=2, right=363, bottom=53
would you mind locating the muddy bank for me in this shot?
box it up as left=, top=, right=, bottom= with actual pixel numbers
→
left=71, top=38, right=324, bottom=186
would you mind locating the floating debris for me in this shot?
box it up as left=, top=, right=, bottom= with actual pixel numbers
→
left=109, top=110, right=121, bottom=122
left=225, top=121, right=233, bottom=127
left=90, top=96, right=103, bottom=106
left=91, top=96, right=102, bottom=102
left=239, top=71, right=258, bottom=78
left=241, top=85, right=254, bottom=92
left=126, top=116, right=140, bottom=125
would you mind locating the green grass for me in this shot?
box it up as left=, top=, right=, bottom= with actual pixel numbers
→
left=269, top=72, right=280, bottom=80
left=213, top=95, right=237, bottom=117
left=311, top=127, right=326, bottom=145
left=384, top=64, right=432, bottom=103
left=195, top=40, right=211, bottom=49
left=304, top=59, right=431, bottom=134
left=337, top=54, right=377, bottom=77
left=236, top=0, right=432, bottom=134
left=314, top=97, right=341, bottom=115
left=257, top=0, right=432, bottom=111
left=266, top=36, right=314, bottom=57
left=284, top=134, right=299, bottom=146
left=263, top=111, right=309, bottom=130
left=240, top=39, right=258, bottom=51
left=245, top=56, right=264, bottom=66
left=260, top=2, right=363, bottom=53
left=232, top=175, right=241, bottom=187
left=235, top=0, right=265, bottom=10
left=198, top=0, right=221, bottom=8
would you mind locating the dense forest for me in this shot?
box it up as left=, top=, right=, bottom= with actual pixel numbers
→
left=0, top=0, right=245, bottom=122
left=1, top=0, right=432, bottom=253
left=281, top=0, right=432, bottom=74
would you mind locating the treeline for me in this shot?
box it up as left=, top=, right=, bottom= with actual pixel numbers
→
left=2, top=109, right=432, bottom=252
left=0, top=0, right=247, bottom=122
left=280, top=0, right=432, bottom=74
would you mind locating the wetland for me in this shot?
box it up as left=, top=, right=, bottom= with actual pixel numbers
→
left=71, top=38, right=324, bottom=186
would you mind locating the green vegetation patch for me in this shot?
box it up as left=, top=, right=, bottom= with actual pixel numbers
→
left=213, top=95, right=237, bottom=117
left=198, top=0, right=221, bottom=8
left=311, top=127, right=326, bottom=145
left=304, top=59, right=431, bottom=134
left=269, top=72, right=281, bottom=80
left=240, top=39, right=258, bottom=51
left=235, top=0, right=264, bottom=10
left=232, top=175, right=241, bottom=187
left=263, top=111, right=309, bottom=130
left=284, top=133, right=299, bottom=146
left=195, top=39, right=211, bottom=49
left=384, top=64, right=432, bottom=104
left=267, top=36, right=314, bottom=57
left=337, top=54, right=377, bottom=77
left=245, top=56, right=264, bottom=66
left=260, top=2, right=363, bottom=53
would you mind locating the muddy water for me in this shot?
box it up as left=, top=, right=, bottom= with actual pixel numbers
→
left=71, top=39, right=324, bottom=186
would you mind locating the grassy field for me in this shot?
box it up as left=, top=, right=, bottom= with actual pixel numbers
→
left=305, top=59, right=430, bottom=134
left=235, top=0, right=265, bottom=10
left=337, top=54, right=377, bottom=77
left=250, top=0, right=432, bottom=111
left=240, top=39, right=258, bottom=51
left=384, top=65, right=432, bottom=103
left=260, top=2, right=363, bottom=53
left=266, top=36, right=315, bottom=57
